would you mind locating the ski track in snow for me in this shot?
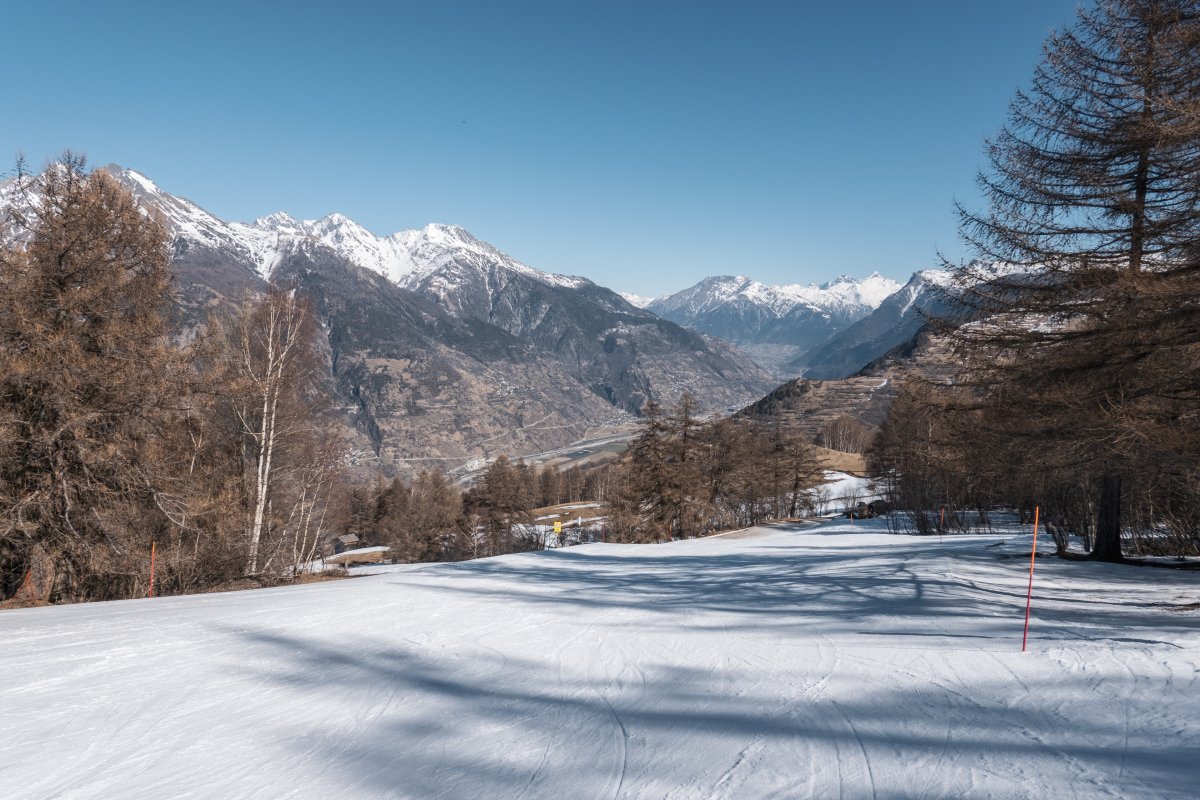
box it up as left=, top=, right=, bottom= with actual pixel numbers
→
left=3, top=519, right=1200, bottom=799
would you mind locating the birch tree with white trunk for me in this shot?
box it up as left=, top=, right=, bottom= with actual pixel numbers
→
left=222, top=288, right=319, bottom=575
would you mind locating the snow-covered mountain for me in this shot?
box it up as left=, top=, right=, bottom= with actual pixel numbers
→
left=85, top=166, right=592, bottom=299
left=1, top=164, right=775, bottom=470
left=619, top=292, right=656, bottom=309
left=648, top=273, right=901, bottom=376
left=651, top=274, right=899, bottom=322
left=786, top=269, right=957, bottom=379
left=248, top=212, right=591, bottom=296
left=124, top=166, right=772, bottom=412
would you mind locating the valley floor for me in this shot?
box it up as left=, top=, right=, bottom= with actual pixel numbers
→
left=2, top=520, right=1198, bottom=799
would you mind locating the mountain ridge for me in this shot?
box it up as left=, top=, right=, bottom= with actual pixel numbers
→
left=1, top=163, right=776, bottom=475
left=785, top=269, right=957, bottom=379
left=647, top=272, right=902, bottom=376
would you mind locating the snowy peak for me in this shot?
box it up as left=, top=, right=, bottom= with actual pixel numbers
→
left=620, top=292, right=656, bottom=309
left=101, top=165, right=243, bottom=253
left=811, top=271, right=900, bottom=309
left=80, top=165, right=590, bottom=294
left=646, top=271, right=905, bottom=376
left=651, top=272, right=902, bottom=321
left=2, top=174, right=566, bottom=300
left=773, top=272, right=901, bottom=315
left=391, top=222, right=503, bottom=266
left=650, top=275, right=761, bottom=315
left=306, top=213, right=373, bottom=241
left=412, top=222, right=480, bottom=247
left=246, top=211, right=420, bottom=283
left=246, top=210, right=587, bottom=293
left=254, top=211, right=299, bottom=229
left=890, top=269, right=954, bottom=314
left=384, top=222, right=589, bottom=294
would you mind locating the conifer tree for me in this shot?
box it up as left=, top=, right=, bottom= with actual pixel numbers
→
left=474, top=455, right=534, bottom=554
left=953, top=0, right=1200, bottom=561
left=410, top=469, right=461, bottom=559
left=625, top=401, right=674, bottom=540
left=0, top=157, right=179, bottom=600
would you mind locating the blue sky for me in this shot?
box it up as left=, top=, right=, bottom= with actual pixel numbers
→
left=4, top=0, right=1080, bottom=296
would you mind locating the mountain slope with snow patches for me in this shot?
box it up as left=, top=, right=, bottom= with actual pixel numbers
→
left=1, top=165, right=774, bottom=469
left=648, top=273, right=902, bottom=376
left=787, top=269, right=958, bottom=379
left=651, top=273, right=900, bottom=321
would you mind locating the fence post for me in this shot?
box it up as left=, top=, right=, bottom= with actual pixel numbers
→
left=149, top=541, right=157, bottom=598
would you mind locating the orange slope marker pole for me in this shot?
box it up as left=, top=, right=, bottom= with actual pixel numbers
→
left=1021, top=506, right=1040, bottom=652
left=149, top=541, right=157, bottom=598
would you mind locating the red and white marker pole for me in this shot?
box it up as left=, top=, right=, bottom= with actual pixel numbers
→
left=1021, top=506, right=1040, bottom=652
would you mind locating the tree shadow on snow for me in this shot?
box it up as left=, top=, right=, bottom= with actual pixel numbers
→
left=384, top=531, right=1200, bottom=647
left=211, top=528, right=1200, bottom=798
left=222, top=624, right=1199, bottom=800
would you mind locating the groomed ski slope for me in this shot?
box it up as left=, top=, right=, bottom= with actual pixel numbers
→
left=3, top=519, right=1198, bottom=799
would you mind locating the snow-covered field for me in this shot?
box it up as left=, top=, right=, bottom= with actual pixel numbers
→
left=818, top=470, right=878, bottom=513
left=3, top=519, right=1198, bottom=799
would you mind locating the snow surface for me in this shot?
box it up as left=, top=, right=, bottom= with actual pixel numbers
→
left=3, top=521, right=1199, bottom=799
left=818, top=470, right=878, bottom=511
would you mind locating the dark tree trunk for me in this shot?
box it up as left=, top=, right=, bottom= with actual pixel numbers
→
left=0, top=542, right=28, bottom=601
left=1092, top=473, right=1124, bottom=563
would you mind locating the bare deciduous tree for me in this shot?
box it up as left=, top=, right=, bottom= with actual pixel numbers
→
left=818, top=415, right=875, bottom=454
left=210, top=287, right=331, bottom=575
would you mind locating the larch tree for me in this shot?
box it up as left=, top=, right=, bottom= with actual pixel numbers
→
left=952, top=0, right=1200, bottom=561
left=666, top=393, right=704, bottom=538
left=623, top=400, right=674, bottom=541
left=473, top=454, right=535, bottom=555
left=0, top=157, right=180, bottom=601
left=409, top=469, right=462, bottom=560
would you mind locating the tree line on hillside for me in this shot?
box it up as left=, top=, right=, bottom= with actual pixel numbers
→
left=0, top=159, right=638, bottom=605
left=869, top=0, right=1200, bottom=561
left=340, top=398, right=829, bottom=558
left=0, top=159, right=830, bottom=605
left=341, top=457, right=605, bottom=562
left=603, top=395, right=825, bottom=541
